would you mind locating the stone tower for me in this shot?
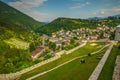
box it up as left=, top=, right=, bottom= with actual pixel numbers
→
left=115, top=25, right=120, bottom=41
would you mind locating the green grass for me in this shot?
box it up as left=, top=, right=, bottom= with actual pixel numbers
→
left=4, top=38, right=29, bottom=50
left=18, top=42, right=106, bottom=80
left=98, top=42, right=120, bottom=80
left=33, top=47, right=108, bottom=80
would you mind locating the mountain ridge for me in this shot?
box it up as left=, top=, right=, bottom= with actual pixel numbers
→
left=37, top=15, right=120, bottom=35
left=87, top=14, right=120, bottom=20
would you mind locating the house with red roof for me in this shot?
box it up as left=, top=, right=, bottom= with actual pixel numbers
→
left=31, top=46, right=48, bottom=60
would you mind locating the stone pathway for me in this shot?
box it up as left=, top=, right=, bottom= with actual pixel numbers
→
left=26, top=44, right=109, bottom=80
left=88, top=43, right=114, bottom=80
left=112, top=55, right=120, bottom=80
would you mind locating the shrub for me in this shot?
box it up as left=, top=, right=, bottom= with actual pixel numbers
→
left=80, top=59, right=86, bottom=63
left=88, top=53, right=91, bottom=56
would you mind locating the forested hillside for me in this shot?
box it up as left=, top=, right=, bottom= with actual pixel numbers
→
left=37, top=16, right=120, bottom=35
left=0, top=1, right=42, bottom=32
left=0, top=1, right=42, bottom=73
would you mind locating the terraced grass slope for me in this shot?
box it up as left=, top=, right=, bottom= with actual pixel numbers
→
left=34, top=47, right=108, bottom=80
left=19, top=42, right=106, bottom=80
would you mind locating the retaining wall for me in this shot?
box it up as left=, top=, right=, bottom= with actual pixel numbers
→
left=0, top=55, right=60, bottom=80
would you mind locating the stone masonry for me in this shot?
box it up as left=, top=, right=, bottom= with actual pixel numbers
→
left=112, top=55, right=120, bottom=80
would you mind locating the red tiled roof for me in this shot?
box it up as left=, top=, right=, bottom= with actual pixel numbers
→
left=31, top=46, right=44, bottom=56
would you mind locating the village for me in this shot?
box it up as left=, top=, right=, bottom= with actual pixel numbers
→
left=1, top=0, right=120, bottom=79
left=31, top=25, right=116, bottom=61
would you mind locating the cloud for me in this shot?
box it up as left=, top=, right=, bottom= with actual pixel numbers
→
left=70, top=2, right=91, bottom=9
left=93, top=7, right=120, bottom=16
left=100, top=11, right=105, bottom=15
left=8, top=0, right=47, bottom=9
left=114, top=7, right=120, bottom=12
left=8, top=0, right=50, bottom=22
left=25, top=10, right=57, bottom=22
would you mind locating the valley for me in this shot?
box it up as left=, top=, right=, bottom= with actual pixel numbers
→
left=0, top=0, right=120, bottom=80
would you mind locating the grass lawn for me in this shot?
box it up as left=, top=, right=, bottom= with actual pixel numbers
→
left=18, top=42, right=106, bottom=80
left=33, top=47, right=108, bottom=80
left=98, top=42, right=120, bottom=80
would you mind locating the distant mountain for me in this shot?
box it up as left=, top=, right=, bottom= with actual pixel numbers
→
left=87, top=17, right=106, bottom=20
left=41, top=22, right=49, bottom=24
left=87, top=14, right=120, bottom=20
left=113, top=14, right=120, bottom=18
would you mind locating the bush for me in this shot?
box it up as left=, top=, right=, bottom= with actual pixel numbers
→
left=80, top=59, right=86, bottom=63
left=88, top=53, right=91, bottom=56
left=34, top=59, right=42, bottom=64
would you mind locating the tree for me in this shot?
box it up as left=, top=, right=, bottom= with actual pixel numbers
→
left=45, top=49, right=51, bottom=53
left=70, top=38, right=75, bottom=44
left=29, top=42, right=36, bottom=52
left=49, top=42, right=56, bottom=51
left=109, top=32, right=115, bottom=40
left=4, top=63, right=15, bottom=73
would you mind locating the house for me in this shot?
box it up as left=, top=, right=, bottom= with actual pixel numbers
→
left=52, top=33, right=56, bottom=38
left=90, top=36, right=98, bottom=40
left=42, top=34, right=49, bottom=40
left=31, top=46, right=48, bottom=60
left=56, top=40, right=62, bottom=47
left=49, top=37, right=59, bottom=42
left=97, top=27, right=102, bottom=30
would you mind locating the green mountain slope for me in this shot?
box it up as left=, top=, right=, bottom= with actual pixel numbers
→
left=37, top=16, right=120, bottom=35
left=0, top=1, right=42, bottom=32
left=0, top=1, right=42, bottom=73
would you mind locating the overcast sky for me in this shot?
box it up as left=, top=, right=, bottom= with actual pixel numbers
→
left=2, top=0, right=120, bottom=22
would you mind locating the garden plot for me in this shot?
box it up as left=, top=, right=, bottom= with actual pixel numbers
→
left=4, top=38, right=29, bottom=50
left=90, top=43, right=97, bottom=46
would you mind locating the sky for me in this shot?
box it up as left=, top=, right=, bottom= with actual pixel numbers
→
left=1, top=0, right=120, bottom=22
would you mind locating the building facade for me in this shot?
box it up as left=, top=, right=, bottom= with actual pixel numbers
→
left=115, top=25, right=120, bottom=41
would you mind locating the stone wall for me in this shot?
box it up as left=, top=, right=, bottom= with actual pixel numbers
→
left=88, top=43, right=114, bottom=80
left=0, top=55, right=61, bottom=80
left=112, top=55, right=120, bottom=80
